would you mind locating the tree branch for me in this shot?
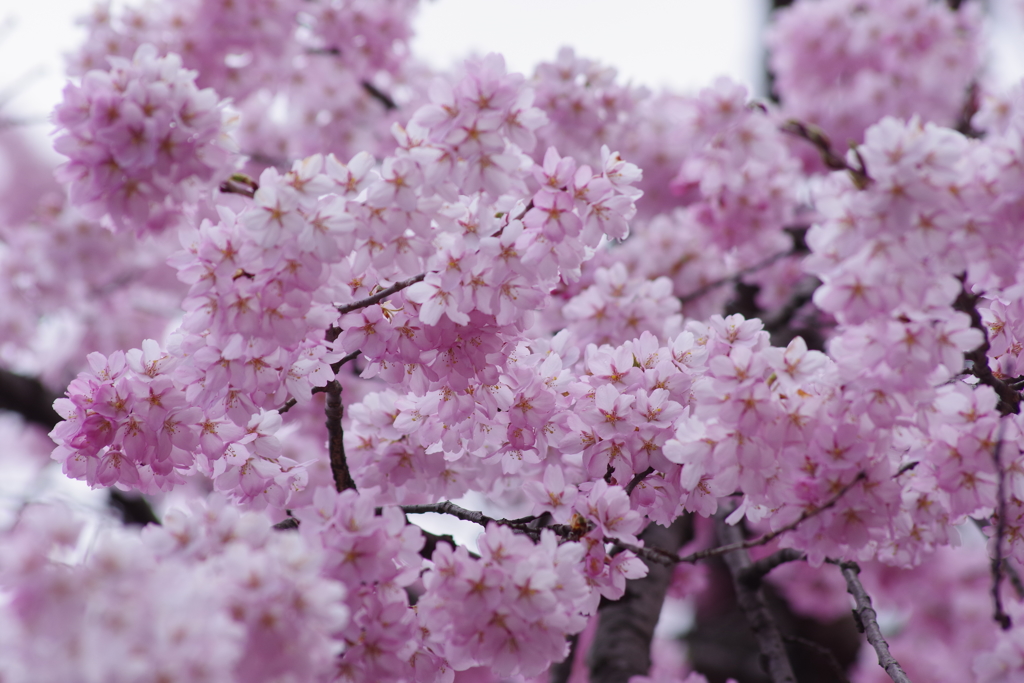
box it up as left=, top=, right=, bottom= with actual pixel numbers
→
left=738, top=548, right=806, bottom=586
left=672, top=471, right=867, bottom=565
left=625, top=467, right=655, bottom=496
left=991, top=422, right=1012, bottom=629
left=108, top=489, right=161, bottom=526
left=780, top=119, right=871, bottom=188
left=325, top=379, right=355, bottom=492
left=337, top=274, right=426, bottom=315
left=278, top=350, right=361, bottom=415
left=717, top=515, right=797, bottom=683
left=0, top=367, right=61, bottom=429
left=836, top=561, right=913, bottom=683
left=549, top=632, right=580, bottom=683
left=782, top=634, right=852, bottom=683
left=679, top=248, right=793, bottom=305
left=587, top=516, right=694, bottom=683
left=362, top=81, right=397, bottom=110
left=218, top=173, right=258, bottom=198
left=953, top=277, right=1021, bottom=415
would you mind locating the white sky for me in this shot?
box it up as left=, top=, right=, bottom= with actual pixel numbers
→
left=0, top=0, right=765, bottom=154
left=3, top=0, right=1021, bottom=154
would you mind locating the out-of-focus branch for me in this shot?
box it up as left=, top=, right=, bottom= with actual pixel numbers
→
left=836, top=561, right=913, bottom=683
left=738, top=548, right=806, bottom=585
left=992, top=423, right=1012, bottom=629
left=717, top=515, right=797, bottom=683
left=0, top=367, right=61, bottom=429
left=108, top=489, right=161, bottom=526
left=218, top=172, right=258, bottom=198
left=548, top=633, right=580, bottom=683
left=362, top=81, right=397, bottom=110
left=783, top=635, right=852, bottom=683
left=953, top=277, right=1021, bottom=415
left=587, top=516, right=694, bottom=683
left=780, top=120, right=871, bottom=188
left=679, top=248, right=793, bottom=305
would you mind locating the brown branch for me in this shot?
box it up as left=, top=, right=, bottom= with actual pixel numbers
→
left=108, top=489, right=161, bottom=526
left=625, top=467, right=655, bottom=496
left=836, top=561, right=913, bottom=683
left=588, top=516, right=694, bottom=683
left=780, top=119, right=870, bottom=187
left=549, top=633, right=580, bottom=683
left=337, top=274, right=426, bottom=315
left=325, top=379, right=355, bottom=492
left=278, top=350, right=361, bottom=415
left=674, top=471, right=867, bottom=565
left=953, top=277, right=1021, bottom=415
left=679, top=248, right=793, bottom=305
left=782, top=634, right=852, bottom=683
left=992, top=421, right=1013, bottom=629
left=362, top=81, right=397, bottom=110
left=0, top=367, right=61, bottom=429
left=1005, top=559, right=1024, bottom=600
left=738, top=548, right=806, bottom=585
left=401, top=500, right=497, bottom=526
left=273, top=516, right=300, bottom=530
left=717, top=514, right=797, bottom=683
left=331, top=349, right=362, bottom=375
left=218, top=173, right=258, bottom=198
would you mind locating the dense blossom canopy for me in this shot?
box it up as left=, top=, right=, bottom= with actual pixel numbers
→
left=2, top=1, right=1024, bottom=682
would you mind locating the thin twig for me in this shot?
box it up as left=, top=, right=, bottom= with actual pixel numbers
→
left=337, top=274, right=426, bottom=315
left=679, top=248, right=793, bottom=304
left=836, top=561, right=913, bottom=683
left=398, top=501, right=572, bottom=542
left=613, top=472, right=866, bottom=568
left=992, top=420, right=1012, bottom=629
left=362, top=81, right=397, bottom=110
left=625, top=467, right=655, bottom=496
left=674, top=471, right=867, bottom=565
left=780, top=119, right=870, bottom=187
left=717, top=514, right=797, bottom=683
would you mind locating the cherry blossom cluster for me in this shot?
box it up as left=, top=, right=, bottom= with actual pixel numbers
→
left=530, top=47, right=648, bottom=166
left=417, top=525, right=594, bottom=678
left=21, top=0, right=1024, bottom=681
left=0, top=194, right=183, bottom=382
left=556, top=262, right=682, bottom=346
left=666, top=79, right=801, bottom=257
left=296, top=489, right=450, bottom=682
left=0, top=500, right=347, bottom=683
left=49, top=53, right=643, bottom=512
left=768, top=0, right=981, bottom=152
left=72, top=0, right=424, bottom=165
left=53, top=44, right=237, bottom=235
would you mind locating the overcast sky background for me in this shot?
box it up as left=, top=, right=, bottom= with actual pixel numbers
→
left=3, top=0, right=1024, bottom=155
